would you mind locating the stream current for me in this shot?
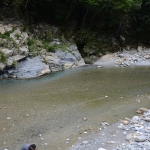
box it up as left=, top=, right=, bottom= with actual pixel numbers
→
left=0, top=65, right=150, bottom=150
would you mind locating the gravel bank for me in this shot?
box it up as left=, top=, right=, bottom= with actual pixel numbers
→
left=69, top=108, right=150, bottom=150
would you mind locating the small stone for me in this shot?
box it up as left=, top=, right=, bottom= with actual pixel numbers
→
left=107, top=141, right=116, bottom=144
left=88, top=126, right=94, bottom=130
left=139, top=107, right=148, bottom=112
left=104, top=122, right=109, bottom=126
left=83, top=117, right=87, bottom=121
left=123, top=131, right=127, bottom=134
left=130, top=116, right=139, bottom=124
left=126, top=133, right=134, bottom=141
left=45, top=143, right=48, bottom=146
left=123, top=120, right=129, bottom=125
left=144, top=118, right=150, bottom=122
left=98, top=148, right=106, bottom=150
left=136, top=107, right=148, bottom=114
left=136, top=110, right=143, bottom=114
left=134, top=135, right=147, bottom=142
left=82, top=141, right=88, bottom=144
left=7, top=117, right=11, bottom=120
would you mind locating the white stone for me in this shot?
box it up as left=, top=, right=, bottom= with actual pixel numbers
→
left=126, top=133, right=134, bottom=141
left=1, top=49, right=13, bottom=57
left=130, top=116, right=139, bottom=124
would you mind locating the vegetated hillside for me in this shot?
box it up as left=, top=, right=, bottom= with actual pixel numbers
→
left=0, top=0, right=150, bottom=55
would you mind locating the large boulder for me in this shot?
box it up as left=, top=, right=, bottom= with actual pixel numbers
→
left=10, top=56, right=48, bottom=78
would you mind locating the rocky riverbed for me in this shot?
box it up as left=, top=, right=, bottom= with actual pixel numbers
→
left=94, top=47, right=150, bottom=68
left=69, top=108, right=150, bottom=150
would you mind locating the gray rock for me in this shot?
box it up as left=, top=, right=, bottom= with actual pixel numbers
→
left=134, top=135, right=147, bottom=142
left=126, top=133, right=134, bottom=141
left=64, top=52, right=76, bottom=61
left=12, top=56, right=47, bottom=78
left=130, top=116, right=139, bottom=124
left=1, top=48, right=13, bottom=57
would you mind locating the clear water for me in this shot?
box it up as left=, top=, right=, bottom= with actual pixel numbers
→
left=0, top=66, right=150, bottom=150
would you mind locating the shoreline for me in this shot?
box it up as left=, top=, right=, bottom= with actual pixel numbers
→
left=69, top=108, right=150, bottom=150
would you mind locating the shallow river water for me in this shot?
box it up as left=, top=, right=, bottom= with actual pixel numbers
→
left=0, top=65, right=150, bottom=150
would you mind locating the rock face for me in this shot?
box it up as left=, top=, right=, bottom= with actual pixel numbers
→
left=0, top=22, right=85, bottom=79
left=9, top=56, right=49, bottom=78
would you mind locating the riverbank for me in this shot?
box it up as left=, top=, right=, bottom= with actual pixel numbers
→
left=1, top=20, right=150, bottom=79
left=69, top=107, right=150, bottom=150
left=93, top=47, right=150, bottom=68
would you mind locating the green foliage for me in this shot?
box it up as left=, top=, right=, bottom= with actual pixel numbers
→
left=15, top=33, right=20, bottom=39
left=0, top=0, right=150, bottom=44
left=0, top=30, right=11, bottom=39
left=12, top=60, right=17, bottom=67
left=47, top=45, right=56, bottom=53
left=27, top=38, right=36, bottom=46
left=0, top=51, right=6, bottom=63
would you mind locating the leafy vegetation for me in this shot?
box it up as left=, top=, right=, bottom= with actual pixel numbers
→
left=0, top=51, right=6, bottom=63
left=0, top=0, right=150, bottom=53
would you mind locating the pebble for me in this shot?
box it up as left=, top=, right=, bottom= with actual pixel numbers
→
left=6, top=117, right=11, bottom=120
left=107, top=141, right=116, bottom=144
left=83, top=117, right=87, bottom=121
left=126, top=133, right=134, bottom=141
left=134, top=135, right=147, bottom=142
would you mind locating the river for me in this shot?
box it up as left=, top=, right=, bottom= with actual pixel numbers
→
left=0, top=65, right=150, bottom=150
